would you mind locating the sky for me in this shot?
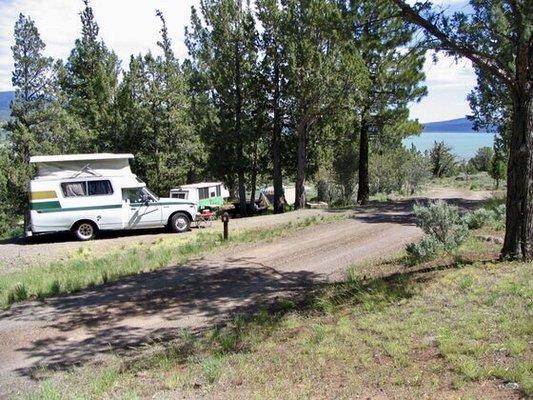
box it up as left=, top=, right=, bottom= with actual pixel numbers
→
left=0, top=0, right=476, bottom=123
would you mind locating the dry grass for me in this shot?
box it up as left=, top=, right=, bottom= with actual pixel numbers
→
left=27, top=231, right=532, bottom=400
left=0, top=214, right=344, bottom=308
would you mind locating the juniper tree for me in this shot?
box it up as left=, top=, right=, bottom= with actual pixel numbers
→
left=60, top=0, right=120, bottom=151
left=340, top=0, right=426, bottom=204
left=186, top=0, right=258, bottom=214
left=391, top=0, right=533, bottom=260
left=256, top=0, right=286, bottom=213
left=283, top=0, right=346, bottom=209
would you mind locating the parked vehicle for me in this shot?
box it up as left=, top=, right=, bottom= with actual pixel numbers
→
left=27, top=153, right=198, bottom=240
left=169, top=182, right=230, bottom=211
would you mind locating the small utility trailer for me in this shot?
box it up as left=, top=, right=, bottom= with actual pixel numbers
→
left=170, top=182, right=230, bottom=211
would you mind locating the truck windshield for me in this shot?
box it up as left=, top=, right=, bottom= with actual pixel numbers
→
left=143, top=187, right=159, bottom=200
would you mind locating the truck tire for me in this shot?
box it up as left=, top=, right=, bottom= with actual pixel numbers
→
left=73, top=221, right=97, bottom=241
left=170, top=212, right=190, bottom=233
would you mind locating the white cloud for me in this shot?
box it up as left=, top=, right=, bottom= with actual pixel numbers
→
left=410, top=51, right=477, bottom=123
left=0, top=0, right=200, bottom=90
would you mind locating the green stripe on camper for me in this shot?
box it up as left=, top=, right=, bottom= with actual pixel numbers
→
left=32, top=203, right=123, bottom=213
left=30, top=201, right=61, bottom=211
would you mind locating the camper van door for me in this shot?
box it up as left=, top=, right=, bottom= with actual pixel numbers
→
left=123, top=188, right=162, bottom=228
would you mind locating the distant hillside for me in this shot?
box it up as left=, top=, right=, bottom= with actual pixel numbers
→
left=0, top=91, right=13, bottom=141
left=422, top=117, right=474, bottom=133
left=0, top=91, right=14, bottom=120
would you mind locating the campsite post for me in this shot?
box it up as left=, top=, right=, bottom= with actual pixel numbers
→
left=221, top=212, right=229, bottom=240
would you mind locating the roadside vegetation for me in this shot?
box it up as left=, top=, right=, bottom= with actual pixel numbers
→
left=27, top=221, right=532, bottom=400
left=0, top=214, right=345, bottom=308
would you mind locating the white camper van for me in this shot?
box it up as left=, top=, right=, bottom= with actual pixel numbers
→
left=27, top=153, right=198, bottom=240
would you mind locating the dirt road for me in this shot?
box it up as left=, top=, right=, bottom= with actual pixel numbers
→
left=0, top=208, right=336, bottom=273
left=0, top=189, right=488, bottom=397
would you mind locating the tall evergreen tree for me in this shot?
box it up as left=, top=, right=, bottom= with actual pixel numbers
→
left=391, top=0, right=533, bottom=260
left=60, top=0, right=120, bottom=151
left=257, top=0, right=287, bottom=213
left=283, top=0, right=346, bottom=209
left=6, top=14, right=85, bottom=228
left=341, top=0, right=426, bottom=204
left=8, top=13, right=54, bottom=165
left=116, top=11, right=199, bottom=195
left=186, top=0, right=258, bottom=215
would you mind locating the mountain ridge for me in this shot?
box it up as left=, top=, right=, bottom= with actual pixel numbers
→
left=422, top=117, right=475, bottom=133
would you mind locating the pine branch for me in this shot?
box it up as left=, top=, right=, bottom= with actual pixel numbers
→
left=391, top=0, right=514, bottom=87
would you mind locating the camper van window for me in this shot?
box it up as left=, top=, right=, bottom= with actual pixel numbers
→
left=88, top=180, right=113, bottom=196
left=216, top=185, right=221, bottom=197
left=62, top=182, right=86, bottom=197
left=199, top=187, right=209, bottom=200
left=210, top=189, right=216, bottom=197
left=62, top=180, right=113, bottom=197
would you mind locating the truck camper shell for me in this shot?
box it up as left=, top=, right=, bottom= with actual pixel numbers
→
left=27, top=153, right=198, bottom=240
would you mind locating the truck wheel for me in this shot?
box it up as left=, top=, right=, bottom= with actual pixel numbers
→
left=73, top=221, right=97, bottom=241
left=170, top=212, right=190, bottom=233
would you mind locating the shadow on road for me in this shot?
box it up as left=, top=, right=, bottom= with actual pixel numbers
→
left=0, top=227, right=176, bottom=246
left=350, top=196, right=486, bottom=226
left=6, top=260, right=322, bottom=378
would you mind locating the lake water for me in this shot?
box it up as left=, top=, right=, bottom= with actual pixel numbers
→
left=402, top=132, right=494, bottom=160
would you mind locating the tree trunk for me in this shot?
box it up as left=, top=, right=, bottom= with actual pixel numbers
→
left=234, top=16, right=247, bottom=217
left=272, top=48, right=284, bottom=214
left=502, top=87, right=533, bottom=260
left=357, top=114, right=370, bottom=205
left=250, top=140, right=258, bottom=204
left=295, top=122, right=308, bottom=210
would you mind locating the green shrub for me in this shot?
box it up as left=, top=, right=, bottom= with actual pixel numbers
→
left=406, top=235, right=442, bottom=264
left=370, top=146, right=431, bottom=196
left=463, top=204, right=506, bottom=230
left=413, top=201, right=469, bottom=251
left=463, top=208, right=495, bottom=229
left=492, top=204, right=506, bottom=230
left=406, top=201, right=469, bottom=264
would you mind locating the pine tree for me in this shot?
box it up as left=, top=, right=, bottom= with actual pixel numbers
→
left=5, top=14, right=58, bottom=229
left=116, top=11, right=199, bottom=195
left=186, top=0, right=258, bottom=214
left=8, top=13, right=54, bottom=164
left=341, top=0, right=426, bottom=204
left=391, top=0, right=533, bottom=261
left=61, top=0, right=120, bottom=151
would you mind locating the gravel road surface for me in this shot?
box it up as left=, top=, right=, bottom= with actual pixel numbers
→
left=0, top=188, right=489, bottom=397
left=0, top=209, right=335, bottom=273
